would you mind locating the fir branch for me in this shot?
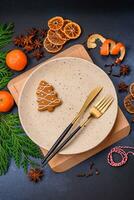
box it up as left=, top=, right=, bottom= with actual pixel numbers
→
left=0, top=51, right=13, bottom=89
left=0, top=113, right=42, bottom=175
left=0, top=23, right=14, bottom=49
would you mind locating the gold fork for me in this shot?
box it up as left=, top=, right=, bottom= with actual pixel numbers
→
left=80, top=95, right=114, bottom=127
left=42, top=95, right=114, bottom=166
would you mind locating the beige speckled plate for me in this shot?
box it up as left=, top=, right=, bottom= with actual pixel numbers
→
left=18, top=57, right=118, bottom=155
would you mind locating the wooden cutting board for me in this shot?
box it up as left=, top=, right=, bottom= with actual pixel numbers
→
left=8, top=44, right=130, bottom=172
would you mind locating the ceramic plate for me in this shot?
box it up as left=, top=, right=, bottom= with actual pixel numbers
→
left=18, top=57, right=118, bottom=155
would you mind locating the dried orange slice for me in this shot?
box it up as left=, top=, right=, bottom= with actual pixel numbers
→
left=48, top=16, right=64, bottom=31
left=47, top=30, right=66, bottom=45
left=61, top=19, right=72, bottom=32
left=129, top=82, right=134, bottom=97
left=43, top=37, right=63, bottom=53
left=64, top=22, right=81, bottom=39
left=57, top=29, right=69, bottom=41
left=124, top=94, right=134, bottom=114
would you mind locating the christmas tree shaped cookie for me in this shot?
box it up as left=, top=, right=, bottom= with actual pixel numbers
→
left=36, top=80, right=62, bottom=112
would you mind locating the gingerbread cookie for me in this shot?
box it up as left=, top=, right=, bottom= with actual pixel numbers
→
left=36, top=80, right=62, bottom=112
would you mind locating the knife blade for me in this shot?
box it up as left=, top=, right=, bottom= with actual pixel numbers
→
left=72, top=86, right=103, bottom=123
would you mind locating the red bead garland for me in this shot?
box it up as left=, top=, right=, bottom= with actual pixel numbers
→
left=107, top=146, right=134, bottom=167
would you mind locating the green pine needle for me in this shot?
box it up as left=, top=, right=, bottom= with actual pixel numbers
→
left=0, top=64, right=13, bottom=89
left=0, top=113, right=43, bottom=175
left=0, top=23, right=14, bottom=49
left=0, top=22, right=14, bottom=89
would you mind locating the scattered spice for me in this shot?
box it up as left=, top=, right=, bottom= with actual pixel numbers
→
left=95, top=168, right=100, bottom=175
left=76, top=161, right=100, bottom=178
left=27, top=27, right=38, bottom=36
left=32, top=49, right=44, bottom=61
left=23, top=35, right=34, bottom=46
left=34, top=39, right=43, bottom=49
left=24, top=45, right=34, bottom=53
left=118, top=82, right=129, bottom=92
left=28, top=168, right=44, bottom=182
left=104, top=63, right=130, bottom=78
left=104, top=63, right=115, bottom=75
left=112, top=74, right=121, bottom=77
left=77, top=173, right=86, bottom=177
left=13, top=26, right=46, bottom=60
left=120, top=65, right=130, bottom=76
left=13, top=35, right=24, bottom=47
left=39, top=28, right=48, bottom=38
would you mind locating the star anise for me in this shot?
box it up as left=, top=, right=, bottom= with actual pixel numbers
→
left=118, top=82, right=129, bottom=92
left=39, top=28, right=48, bottom=38
left=24, top=45, right=34, bottom=53
left=34, top=39, right=43, bottom=49
left=13, top=35, right=25, bottom=47
left=23, top=35, right=34, bottom=46
left=32, top=49, right=44, bottom=60
left=27, top=28, right=38, bottom=37
left=120, top=65, right=130, bottom=76
left=28, top=168, right=44, bottom=182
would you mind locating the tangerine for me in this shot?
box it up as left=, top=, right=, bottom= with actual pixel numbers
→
left=6, top=49, right=27, bottom=71
left=0, top=91, right=14, bottom=112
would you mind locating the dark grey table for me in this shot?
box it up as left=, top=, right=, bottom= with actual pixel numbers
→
left=0, top=1, right=134, bottom=199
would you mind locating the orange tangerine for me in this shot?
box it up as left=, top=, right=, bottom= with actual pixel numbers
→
left=0, top=91, right=14, bottom=112
left=6, top=49, right=27, bottom=71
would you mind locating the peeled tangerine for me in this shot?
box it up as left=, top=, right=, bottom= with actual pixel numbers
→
left=110, top=42, right=126, bottom=63
left=100, top=39, right=116, bottom=56
left=100, top=39, right=126, bottom=63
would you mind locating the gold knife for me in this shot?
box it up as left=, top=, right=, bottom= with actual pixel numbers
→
left=72, top=86, right=103, bottom=123
left=42, top=86, right=103, bottom=165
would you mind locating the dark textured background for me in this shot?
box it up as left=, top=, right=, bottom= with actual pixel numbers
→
left=0, top=0, right=134, bottom=200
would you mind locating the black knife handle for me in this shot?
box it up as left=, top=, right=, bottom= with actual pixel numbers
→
left=42, top=125, right=81, bottom=166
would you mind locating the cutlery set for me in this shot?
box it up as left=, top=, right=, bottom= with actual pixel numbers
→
left=42, top=86, right=114, bottom=166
